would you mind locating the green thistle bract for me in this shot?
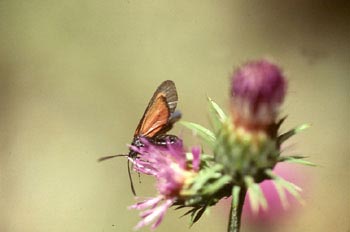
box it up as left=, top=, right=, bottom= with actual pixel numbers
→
left=214, top=117, right=279, bottom=184
left=181, top=97, right=312, bottom=216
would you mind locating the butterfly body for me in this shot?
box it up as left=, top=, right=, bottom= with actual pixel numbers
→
left=129, top=134, right=179, bottom=158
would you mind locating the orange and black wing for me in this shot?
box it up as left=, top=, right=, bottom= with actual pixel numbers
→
left=134, top=80, right=178, bottom=137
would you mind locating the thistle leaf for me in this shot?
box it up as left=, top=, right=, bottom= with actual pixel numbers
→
left=207, top=97, right=227, bottom=129
left=181, top=207, right=197, bottom=218
left=279, top=155, right=308, bottom=160
left=279, top=156, right=316, bottom=166
left=272, top=179, right=289, bottom=209
left=245, top=177, right=259, bottom=213
left=202, top=175, right=231, bottom=195
left=265, top=170, right=305, bottom=205
left=257, top=185, right=268, bottom=210
left=192, top=206, right=207, bottom=224
left=190, top=164, right=223, bottom=192
left=276, top=116, right=288, bottom=130
left=278, top=124, right=311, bottom=144
left=180, top=121, right=216, bottom=147
left=244, top=176, right=267, bottom=212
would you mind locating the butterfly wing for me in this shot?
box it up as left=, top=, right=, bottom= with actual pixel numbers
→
left=134, top=80, right=178, bottom=137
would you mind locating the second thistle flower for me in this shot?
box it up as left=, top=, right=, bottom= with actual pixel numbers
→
left=215, top=60, right=287, bottom=183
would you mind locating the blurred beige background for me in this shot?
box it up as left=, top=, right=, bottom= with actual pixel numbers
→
left=1, top=1, right=349, bottom=232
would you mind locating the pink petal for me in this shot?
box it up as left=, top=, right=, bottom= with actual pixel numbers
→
left=129, top=196, right=162, bottom=210
left=132, top=198, right=174, bottom=230
left=151, top=199, right=173, bottom=229
left=191, top=146, right=201, bottom=171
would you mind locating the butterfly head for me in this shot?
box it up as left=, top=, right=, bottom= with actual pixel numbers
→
left=129, top=136, right=144, bottom=159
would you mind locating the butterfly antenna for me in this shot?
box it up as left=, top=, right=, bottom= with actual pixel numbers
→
left=97, top=154, right=128, bottom=162
left=128, top=159, right=137, bottom=196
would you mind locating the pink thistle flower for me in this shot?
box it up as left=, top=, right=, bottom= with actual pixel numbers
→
left=129, top=138, right=200, bottom=230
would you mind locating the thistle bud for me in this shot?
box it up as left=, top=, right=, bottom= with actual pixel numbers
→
left=231, top=60, right=287, bottom=132
left=214, top=60, right=287, bottom=183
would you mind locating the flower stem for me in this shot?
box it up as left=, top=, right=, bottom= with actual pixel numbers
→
left=228, top=186, right=247, bottom=232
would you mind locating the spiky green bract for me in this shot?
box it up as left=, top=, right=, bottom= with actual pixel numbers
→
left=180, top=121, right=216, bottom=148
left=278, top=123, right=311, bottom=145
left=214, top=117, right=279, bottom=184
left=175, top=163, right=232, bottom=226
left=180, top=98, right=313, bottom=217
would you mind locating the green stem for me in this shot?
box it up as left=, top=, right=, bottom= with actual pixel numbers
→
left=227, top=186, right=247, bottom=232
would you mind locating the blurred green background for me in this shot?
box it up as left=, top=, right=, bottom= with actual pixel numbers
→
left=1, top=1, right=349, bottom=231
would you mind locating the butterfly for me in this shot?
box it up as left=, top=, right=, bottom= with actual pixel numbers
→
left=99, top=80, right=181, bottom=195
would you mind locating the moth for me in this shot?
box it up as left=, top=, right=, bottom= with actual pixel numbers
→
left=99, top=80, right=181, bottom=195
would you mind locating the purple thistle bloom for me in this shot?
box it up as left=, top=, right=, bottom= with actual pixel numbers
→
left=129, top=138, right=200, bottom=230
left=231, top=59, right=287, bottom=131
left=129, top=197, right=173, bottom=230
